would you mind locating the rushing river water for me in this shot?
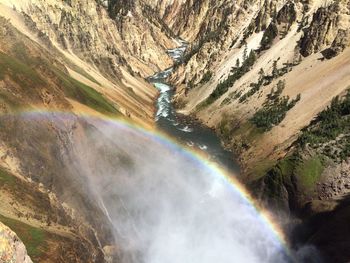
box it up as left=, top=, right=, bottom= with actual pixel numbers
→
left=149, top=40, right=240, bottom=175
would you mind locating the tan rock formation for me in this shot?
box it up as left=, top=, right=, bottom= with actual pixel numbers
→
left=0, top=222, right=32, bottom=263
left=171, top=0, right=350, bottom=173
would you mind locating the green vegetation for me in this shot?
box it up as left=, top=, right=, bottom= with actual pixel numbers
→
left=0, top=214, right=47, bottom=260
left=300, top=91, right=350, bottom=145
left=262, top=153, right=324, bottom=204
left=261, top=162, right=288, bottom=200
left=202, top=49, right=257, bottom=107
left=250, top=80, right=301, bottom=131
left=0, top=167, right=52, bottom=223
left=218, top=114, right=235, bottom=141
left=296, top=156, right=324, bottom=190
left=239, top=60, right=295, bottom=103
left=218, top=116, right=263, bottom=156
left=299, top=90, right=350, bottom=160
left=0, top=168, right=15, bottom=186
left=0, top=45, right=119, bottom=115
left=251, top=159, right=278, bottom=180
left=63, top=59, right=101, bottom=85
left=259, top=91, right=350, bottom=204
left=0, top=52, right=45, bottom=89
left=199, top=71, right=213, bottom=84
left=259, top=23, right=278, bottom=51
left=220, top=90, right=242, bottom=106
left=52, top=68, right=120, bottom=115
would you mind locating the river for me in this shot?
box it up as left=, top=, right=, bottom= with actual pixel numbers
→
left=149, top=40, right=240, bottom=175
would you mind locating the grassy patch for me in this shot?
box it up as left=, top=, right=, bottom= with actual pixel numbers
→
left=0, top=52, right=45, bottom=89
left=53, top=68, right=120, bottom=115
left=0, top=214, right=47, bottom=261
left=0, top=168, right=15, bottom=186
left=231, top=121, right=264, bottom=143
left=251, top=159, right=277, bottom=180
left=0, top=166, right=52, bottom=223
left=296, top=156, right=324, bottom=190
left=1, top=43, right=118, bottom=116
left=278, top=157, right=296, bottom=177
left=63, top=57, right=101, bottom=85
left=262, top=154, right=323, bottom=194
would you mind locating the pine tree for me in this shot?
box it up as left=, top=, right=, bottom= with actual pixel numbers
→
left=236, top=58, right=240, bottom=68
left=258, top=68, right=265, bottom=82
left=243, top=43, right=248, bottom=61
left=247, top=50, right=256, bottom=66
left=259, top=68, right=265, bottom=77
left=272, top=60, right=278, bottom=78
left=276, top=80, right=285, bottom=94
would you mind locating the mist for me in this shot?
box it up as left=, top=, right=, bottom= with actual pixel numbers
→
left=65, top=116, right=290, bottom=263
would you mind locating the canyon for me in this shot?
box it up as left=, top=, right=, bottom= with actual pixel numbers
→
left=0, top=0, right=349, bottom=262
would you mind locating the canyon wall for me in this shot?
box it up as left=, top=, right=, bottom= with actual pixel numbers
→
left=0, top=0, right=178, bottom=261
left=0, top=0, right=350, bottom=261
left=171, top=1, right=350, bottom=261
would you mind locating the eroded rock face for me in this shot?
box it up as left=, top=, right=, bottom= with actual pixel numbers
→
left=18, top=0, right=173, bottom=77
left=0, top=0, right=173, bottom=125
left=299, top=3, right=341, bottom=57
left=323, top=29, right=350, bottom=59
left=169, top=0, right=350, bottom=170
left=317, top=161, right=350, bottom=201
left=108, top=0, right=135, bottom=17
left=0, top=222, right=32, bottom=263
left=276, top=1, right=296, bottom=26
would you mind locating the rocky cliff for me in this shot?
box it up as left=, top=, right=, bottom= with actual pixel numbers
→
left=172, top=0, right=350, bottom=185
left=0, top=0, right=178, bottom=126
left=170, top=0, right=350, bottom=261
left=0, top=0, right=179, bottom=262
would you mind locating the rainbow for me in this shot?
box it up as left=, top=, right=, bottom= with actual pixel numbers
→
left=2, top=107, right=291, bottom=258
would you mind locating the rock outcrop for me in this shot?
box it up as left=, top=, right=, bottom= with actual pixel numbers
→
left=324, top=29, right=350, bottom=59
left=299, top=3, right=341, bottom=57
left=0, top=222, right=32, bottom=263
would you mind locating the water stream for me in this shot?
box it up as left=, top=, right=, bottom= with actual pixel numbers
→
left=149, top=40, right=240, bottom=175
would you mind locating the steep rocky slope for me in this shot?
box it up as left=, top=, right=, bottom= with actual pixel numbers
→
left=1, top=0, right=350, bottom=261
left=0, top=0, right=178, bottom=126
left=172, top=0, right=350, bottom=187
left=0, top=0, right=179, bottom=261
left=170, top=0, right=350, bottom=261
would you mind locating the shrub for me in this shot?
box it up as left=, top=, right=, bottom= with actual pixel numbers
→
left=260, top=23, right=278, bottom=51
left=200, top=71, right=213, bottom=84
left=250, top=81, right=301, bottom=131
left=204, top=50, right=257, bottom=105
left=298, top=90, right=350, bottom=160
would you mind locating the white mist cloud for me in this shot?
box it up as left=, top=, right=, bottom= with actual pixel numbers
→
left=71, top=117, right=289, bottom=263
